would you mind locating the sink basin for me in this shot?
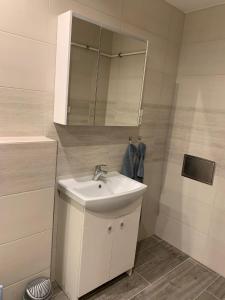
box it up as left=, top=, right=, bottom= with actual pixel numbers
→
left=58, top=172, right=147, bottom=212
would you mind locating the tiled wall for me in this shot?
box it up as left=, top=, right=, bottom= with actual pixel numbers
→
left=156, top=4, right=225, bottom=277
left=0, top=0, right=184, bottom=242
left=0, top=138, right=57, bottom=300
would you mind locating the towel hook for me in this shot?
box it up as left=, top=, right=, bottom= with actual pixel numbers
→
left=129, top=136, right=132, bottom=144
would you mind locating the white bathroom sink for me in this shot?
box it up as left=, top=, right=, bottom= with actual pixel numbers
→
left=58, top=172, right=147, bottom=212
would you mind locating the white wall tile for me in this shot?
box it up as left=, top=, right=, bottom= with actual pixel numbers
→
left=0, top=188, right=54, bottom=245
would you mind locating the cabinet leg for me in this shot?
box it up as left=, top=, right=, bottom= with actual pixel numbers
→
left=127, top=269, right=133, bottom=277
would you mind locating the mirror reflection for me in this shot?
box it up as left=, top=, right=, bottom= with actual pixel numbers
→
left=68, top=16, right=148, bottom=127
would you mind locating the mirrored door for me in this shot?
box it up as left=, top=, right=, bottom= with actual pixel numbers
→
left=68, top=17, right=101, bottom=125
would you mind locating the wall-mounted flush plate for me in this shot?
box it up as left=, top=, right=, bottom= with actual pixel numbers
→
left=182, top=154, right=216, bottom=185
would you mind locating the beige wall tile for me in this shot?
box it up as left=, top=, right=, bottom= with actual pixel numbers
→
left=163, top=162, right=216, bottom=205
left=179, top=40, right=225, bottom=76
left=50, top=0, right=122, bottom=32
left=164, top=41, right=181, bottom=75
left=156, top=212, right=208, bottom=260
left=76, top=0, right=122, bottom=18
left=139, top=161, right=164, bottom=239
left=183, top=5, right=225, bottom=44
left=142, top=0, right=173, bottom=39
left=0, top=32, right=55, bottom=91
left=160, top=189, right=212, bottom=234
left=209, top=207, right=225, bottom=244
left=0, top=141, right=57, bottom=196
left=143, top=69, right=164, bottom=105
left=0, top=0, right=184, bottom=277
left=147, top=34, right=168, bottom=72
left=158, top=2, right=225, bottom=278
left=3, top=269, right=50, bottom=300
left=0, top=0, right=55, bottom=43
left=168, top=8, right=184, bottom=44
left=0, top=188, right=54, bottom=245
left=203, top=237, right=225, bottom=277
left=0, top=87, right=52, bottom=137
left=176, top=75, right=225, bottom=110
left=183, top=9, right=212, bottom=43
left=0, top=230, right=52, bottom=287
left=157, top=212, right=225, bottom=278
left=122, top=0, right=173, bottom=40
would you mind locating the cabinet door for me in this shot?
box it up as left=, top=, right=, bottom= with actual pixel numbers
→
left=109, top=207, right=141, bottom=280
left=79, top=212, right=113, bottom=297
left=68, top=17, right=101, bottom=126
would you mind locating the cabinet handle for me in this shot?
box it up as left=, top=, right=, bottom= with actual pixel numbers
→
left=120, top=222, right=124, bottom=229
left=108, top=226, right=112, bottom=233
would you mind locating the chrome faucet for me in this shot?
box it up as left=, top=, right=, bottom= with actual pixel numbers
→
left=0, top=285, right=3, bottom=300
left=93, top=164, right=108, bottom=181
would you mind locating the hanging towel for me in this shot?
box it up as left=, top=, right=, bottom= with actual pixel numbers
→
left=121, top=143, right=137, bottom=179
left=134, top=142, right=146, bottom=183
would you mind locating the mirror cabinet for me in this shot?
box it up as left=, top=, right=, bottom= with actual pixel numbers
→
left=54, top=11, right=148, bottom=126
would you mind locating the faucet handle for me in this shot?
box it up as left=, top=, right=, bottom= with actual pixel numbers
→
left=95, top=164, right=107, bottom=170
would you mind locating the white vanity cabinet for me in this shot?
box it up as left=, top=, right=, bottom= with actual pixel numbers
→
left=55, top=193, right=142, bottom=300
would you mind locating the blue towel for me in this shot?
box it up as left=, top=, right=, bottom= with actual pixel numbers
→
left=121, top=144, right=137, bottom=179
left=134, top=143, right=146, bottom=183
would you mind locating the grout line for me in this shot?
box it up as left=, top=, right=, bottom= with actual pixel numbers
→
left=127, top=283, right=150, bottom=300
left=206, top=290, right=221, bottom=300
left=3, top=268, right=50, bottom=289
left=189, top=258, right=219, bottom=275
left=135, top=257, right=191, bottom=288
left=0, top=84, right=53, bottom=94
left=135, top=238, right=189, bottom=272
left=147, top=257, right=191, bottom=286
left=0, top=228, right=52, bottom=247
left=192, top=275, right=220, bottom=300
left=133, top=270, right=151, bottom=285
left=0, top=28, right=56, bottom=46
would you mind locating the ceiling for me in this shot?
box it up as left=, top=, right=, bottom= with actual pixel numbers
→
left=165, top=0, right=225, bottom=13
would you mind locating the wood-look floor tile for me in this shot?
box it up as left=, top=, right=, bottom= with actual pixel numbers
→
left=196, top=292, right=218, bottom=300
left=80, top=272, right=149, bottom=300
left=137, top=235, right=162, bottom=252
left=207, top=276, right=225, bottom=299
left=53, top=292, right=69, bottom=300
left=132, top=259, right=218, bottom=300
left=135, top=241, right=189, bottom=282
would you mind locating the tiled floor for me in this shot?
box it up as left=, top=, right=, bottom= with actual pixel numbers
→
left=54, top=235, right=225, bottom=300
